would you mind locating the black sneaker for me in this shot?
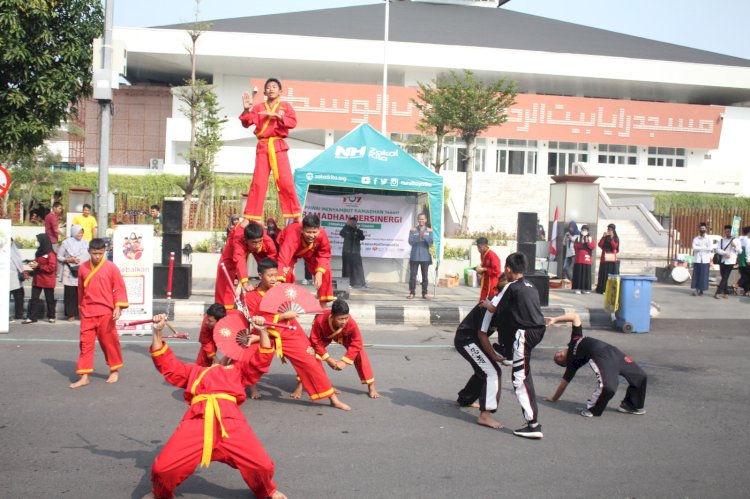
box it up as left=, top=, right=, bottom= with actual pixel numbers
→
left=513, top=423, right=543, bottom=439
left=618, top=403, right=646, bottom=415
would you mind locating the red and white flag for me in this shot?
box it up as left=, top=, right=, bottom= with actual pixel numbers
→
left=549, top=206, right=559, bottom=261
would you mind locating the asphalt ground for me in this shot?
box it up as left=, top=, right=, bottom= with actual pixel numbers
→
left=1, top=315, right=749, bottom=499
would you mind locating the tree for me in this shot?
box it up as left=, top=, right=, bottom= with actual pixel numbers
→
left=0, top=0, right=103, bottom=160
left=172, top=3, right=225, bottom=228
left=416, top=70, right=517, bottom=233
left=6, top=145, right=62, bottom=221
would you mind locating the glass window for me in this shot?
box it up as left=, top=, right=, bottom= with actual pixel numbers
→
left=597, top=143, right=638, bottom=166
left=647, top=147, right=686, bottom=168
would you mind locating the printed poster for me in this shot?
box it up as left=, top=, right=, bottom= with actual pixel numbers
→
left=304, top=192, right=414, bottom=258
left=113, top=225, right=154, bottom=334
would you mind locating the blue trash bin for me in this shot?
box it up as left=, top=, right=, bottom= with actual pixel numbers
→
left=615, top=275, right=657, bottom=333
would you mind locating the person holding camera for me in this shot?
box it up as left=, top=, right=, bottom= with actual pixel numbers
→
left=595, top=223, right=620, bottom=294
left=572, top=224, right=595, bottom=294
left=57, top=225, right=90, bottom=321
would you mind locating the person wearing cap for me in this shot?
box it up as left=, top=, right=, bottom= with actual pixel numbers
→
left=144, top=313, right=287, bottom=499
left=691, top=222, right=713, bottom=296
left=595, top=223, right=620, bottom=294
left=715, top=224, right=741, bottom=299
left=545, top=313, right=647, bottom=418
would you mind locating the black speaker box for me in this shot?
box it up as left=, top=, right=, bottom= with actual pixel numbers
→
left=517, top=242, right=536, bottom=273
left=153, top=264, right=192, bottom=299
left=162, top=200, right=183, bottom=234
left=517, top=212, right=538, bottom=244
left=525, top=272, right=550, bottom=307
left=333, top=277, right=350, bottom=300
left=162, top=233, right=183, bottom=266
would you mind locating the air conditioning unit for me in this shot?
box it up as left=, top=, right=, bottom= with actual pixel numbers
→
left=149, top=158, right=164, bottom=170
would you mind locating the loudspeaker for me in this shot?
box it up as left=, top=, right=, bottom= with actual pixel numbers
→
left=162, top=200, right=183, bottom=234
left=333, top=277, right=350, bottom=300
left=525, top=272, right=549, bottom=307
left=518, top=243, right=536, bottom=272
left=153, top=264, right=192, bottom=299
left=162, top=233, right=183, bottom=266
left=517, top=212, right=538, bottom=244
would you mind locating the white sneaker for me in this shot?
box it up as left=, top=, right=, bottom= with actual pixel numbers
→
left=575, top=290, right=581, bottom=295
left=580, top=409, right=594, bottom=417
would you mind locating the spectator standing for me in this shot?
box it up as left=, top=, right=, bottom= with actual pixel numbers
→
left=57, top=225, right=90, bottom=321
left=715, top=224, right=741, bottom=299
left=561, top=221, right=579, bottom=281
left=340, top=216, right=366, bottom=288
left=45, top=201, right=65, bottom=251
left=572, top=224, right=595, bottom=294
left=736, top=226, right=750, bottom=295
left=22, top=234, right=57, bottom=324
left=691, top=222, right=713, bottom=297
left=9, top=238, right=26, bottom=322
left=595, top=223, right=620, bottom=294
left=265, top=217, right=280, bottom=252
left=71, top=203, right=98, bottom=241
left=407, top=213, right=433, bottom=300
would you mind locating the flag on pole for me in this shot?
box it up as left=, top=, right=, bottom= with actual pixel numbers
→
left=549, top=206, right=559, bottom=261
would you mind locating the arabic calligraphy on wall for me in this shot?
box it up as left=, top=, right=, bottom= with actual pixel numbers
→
left=250, top=79, right=723, bottom=149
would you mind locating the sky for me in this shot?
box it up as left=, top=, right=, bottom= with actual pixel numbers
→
left=113, top=0, right=750, bottom=61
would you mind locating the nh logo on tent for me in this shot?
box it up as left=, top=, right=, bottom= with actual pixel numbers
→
left=335, top=146, right=366, bottom=159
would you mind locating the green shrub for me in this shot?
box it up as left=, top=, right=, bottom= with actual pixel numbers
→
left=450, top=228, right=512, bottom=244
left=13, top=236, right=38, bottom=249
left=443, top=244, right=469, bottom=260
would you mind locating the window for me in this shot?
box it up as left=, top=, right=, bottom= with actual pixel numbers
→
left=647, top=147, right=686, bottom=167
left=496, top=139, right=538, bottom=175
left=548, top=142, right=588, bottom=176
left=597, top=144, right=638, bottom=165
left=443, top=137, right=486, bottom=172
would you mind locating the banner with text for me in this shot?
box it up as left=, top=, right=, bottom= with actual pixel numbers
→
left=304, top=192, right=414, bottom=258
left=113, top=225, right=154, bottom=334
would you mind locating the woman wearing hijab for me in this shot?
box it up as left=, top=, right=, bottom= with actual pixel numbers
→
left=57, top=225, right=90, bottom=321
left=9, top=238, right=27, bottom=322
left=572, top=224, right=595, bottom=294
left=562, top=221, right=580, bottom=281
left=23, top=234, right=58, bottom=324
left=596, top=223, right=620, bottom=294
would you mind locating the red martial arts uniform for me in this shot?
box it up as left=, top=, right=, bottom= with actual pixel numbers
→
left=478, top=248, right=502, bottom=302
left=276, top=223, right=334, bottom=303
left=239, top=100, right=301, bottom=221
left=310, top=310, right=375, bottom=386
left=245, top=288, right=336, bottom=401
left=195, top=315, right=217, bottom=367
left=149, top=342, right=278, bottom=499
left=215, top=222, right=277, bottom=309
left=75, top=259, right=129, bottom=375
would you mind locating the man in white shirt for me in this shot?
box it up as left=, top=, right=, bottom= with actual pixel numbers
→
left=736, top=226, right=750, bottom=295
left=691, top=223, right=713, bottom=297
left=715, top=224, right=742, bottom=299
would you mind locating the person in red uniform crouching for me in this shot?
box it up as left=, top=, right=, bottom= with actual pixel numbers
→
left=239, top=77, right=301, bottom=223
left=143, top=313, right=287, bottom=499
left=245, top=257, right=350, bottom=410
left=292, top=299, right=380, bottom=399
left=69, top=238, right=129, bottom=389
left=215, top=220, right=277, bottom=310
left=276, top=214, right=334, bottom=308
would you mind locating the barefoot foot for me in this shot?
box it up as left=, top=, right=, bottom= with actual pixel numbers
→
left=271, top=490, right=288, bottom=499
left=290, top=383, right=304, bottom=399
left=477, top=411, right=503, bottom=429
left=368, top=385, right=381, bottom=399
left=105, top=371, right=119, bottom=384
left=69, top=375, right=90, bottom=389
left=330, top=395, right=351, bottom=411
left=249, top=386, right=262, bottom=399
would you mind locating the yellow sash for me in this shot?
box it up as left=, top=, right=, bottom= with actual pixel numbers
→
left=191, top=393, right=237, bottom=468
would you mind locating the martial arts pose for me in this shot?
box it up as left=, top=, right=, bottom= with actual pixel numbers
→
left=475, top=236, right=501, bottom=302
left=545, top=313, right=647, bottom=417
left=454, top=301, right=505, bottom=429
left=70, top=238, right=129, bottom=388
left=480, top=252, right=546, bottom=439
left=292, top=299, right=379, bottom=399
left=144, top=314, right=286, bottom=499
left=245, top=257, right=350, bottom=410
left=276, top=214, right=334, bottom=307
left=240, top=78, right=301, bottom=222
left=195, top=303, right=227, bottom=367
left=215, top=220, right=277, bottom=309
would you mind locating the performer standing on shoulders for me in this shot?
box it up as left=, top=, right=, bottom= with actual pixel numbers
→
left=239, top=78, right=301, bottom=223
left=69, top=238, right=129, bottom=388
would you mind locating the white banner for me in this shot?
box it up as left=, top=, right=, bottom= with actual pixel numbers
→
left=305, top=192, right=414, bottom=258
left=113, top=225, right=154, bottom=334
left=0, top=220, right=10, bottom=333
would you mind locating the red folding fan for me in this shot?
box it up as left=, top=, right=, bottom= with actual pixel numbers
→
left=259, top=283, right=324, bottom=315
left=213, top=310, right=258, bottom=362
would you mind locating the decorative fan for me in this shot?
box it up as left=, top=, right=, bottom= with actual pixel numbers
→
left=212, top=310, right=258, bottom=362
left=259, top=283, right=324, bottom=315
